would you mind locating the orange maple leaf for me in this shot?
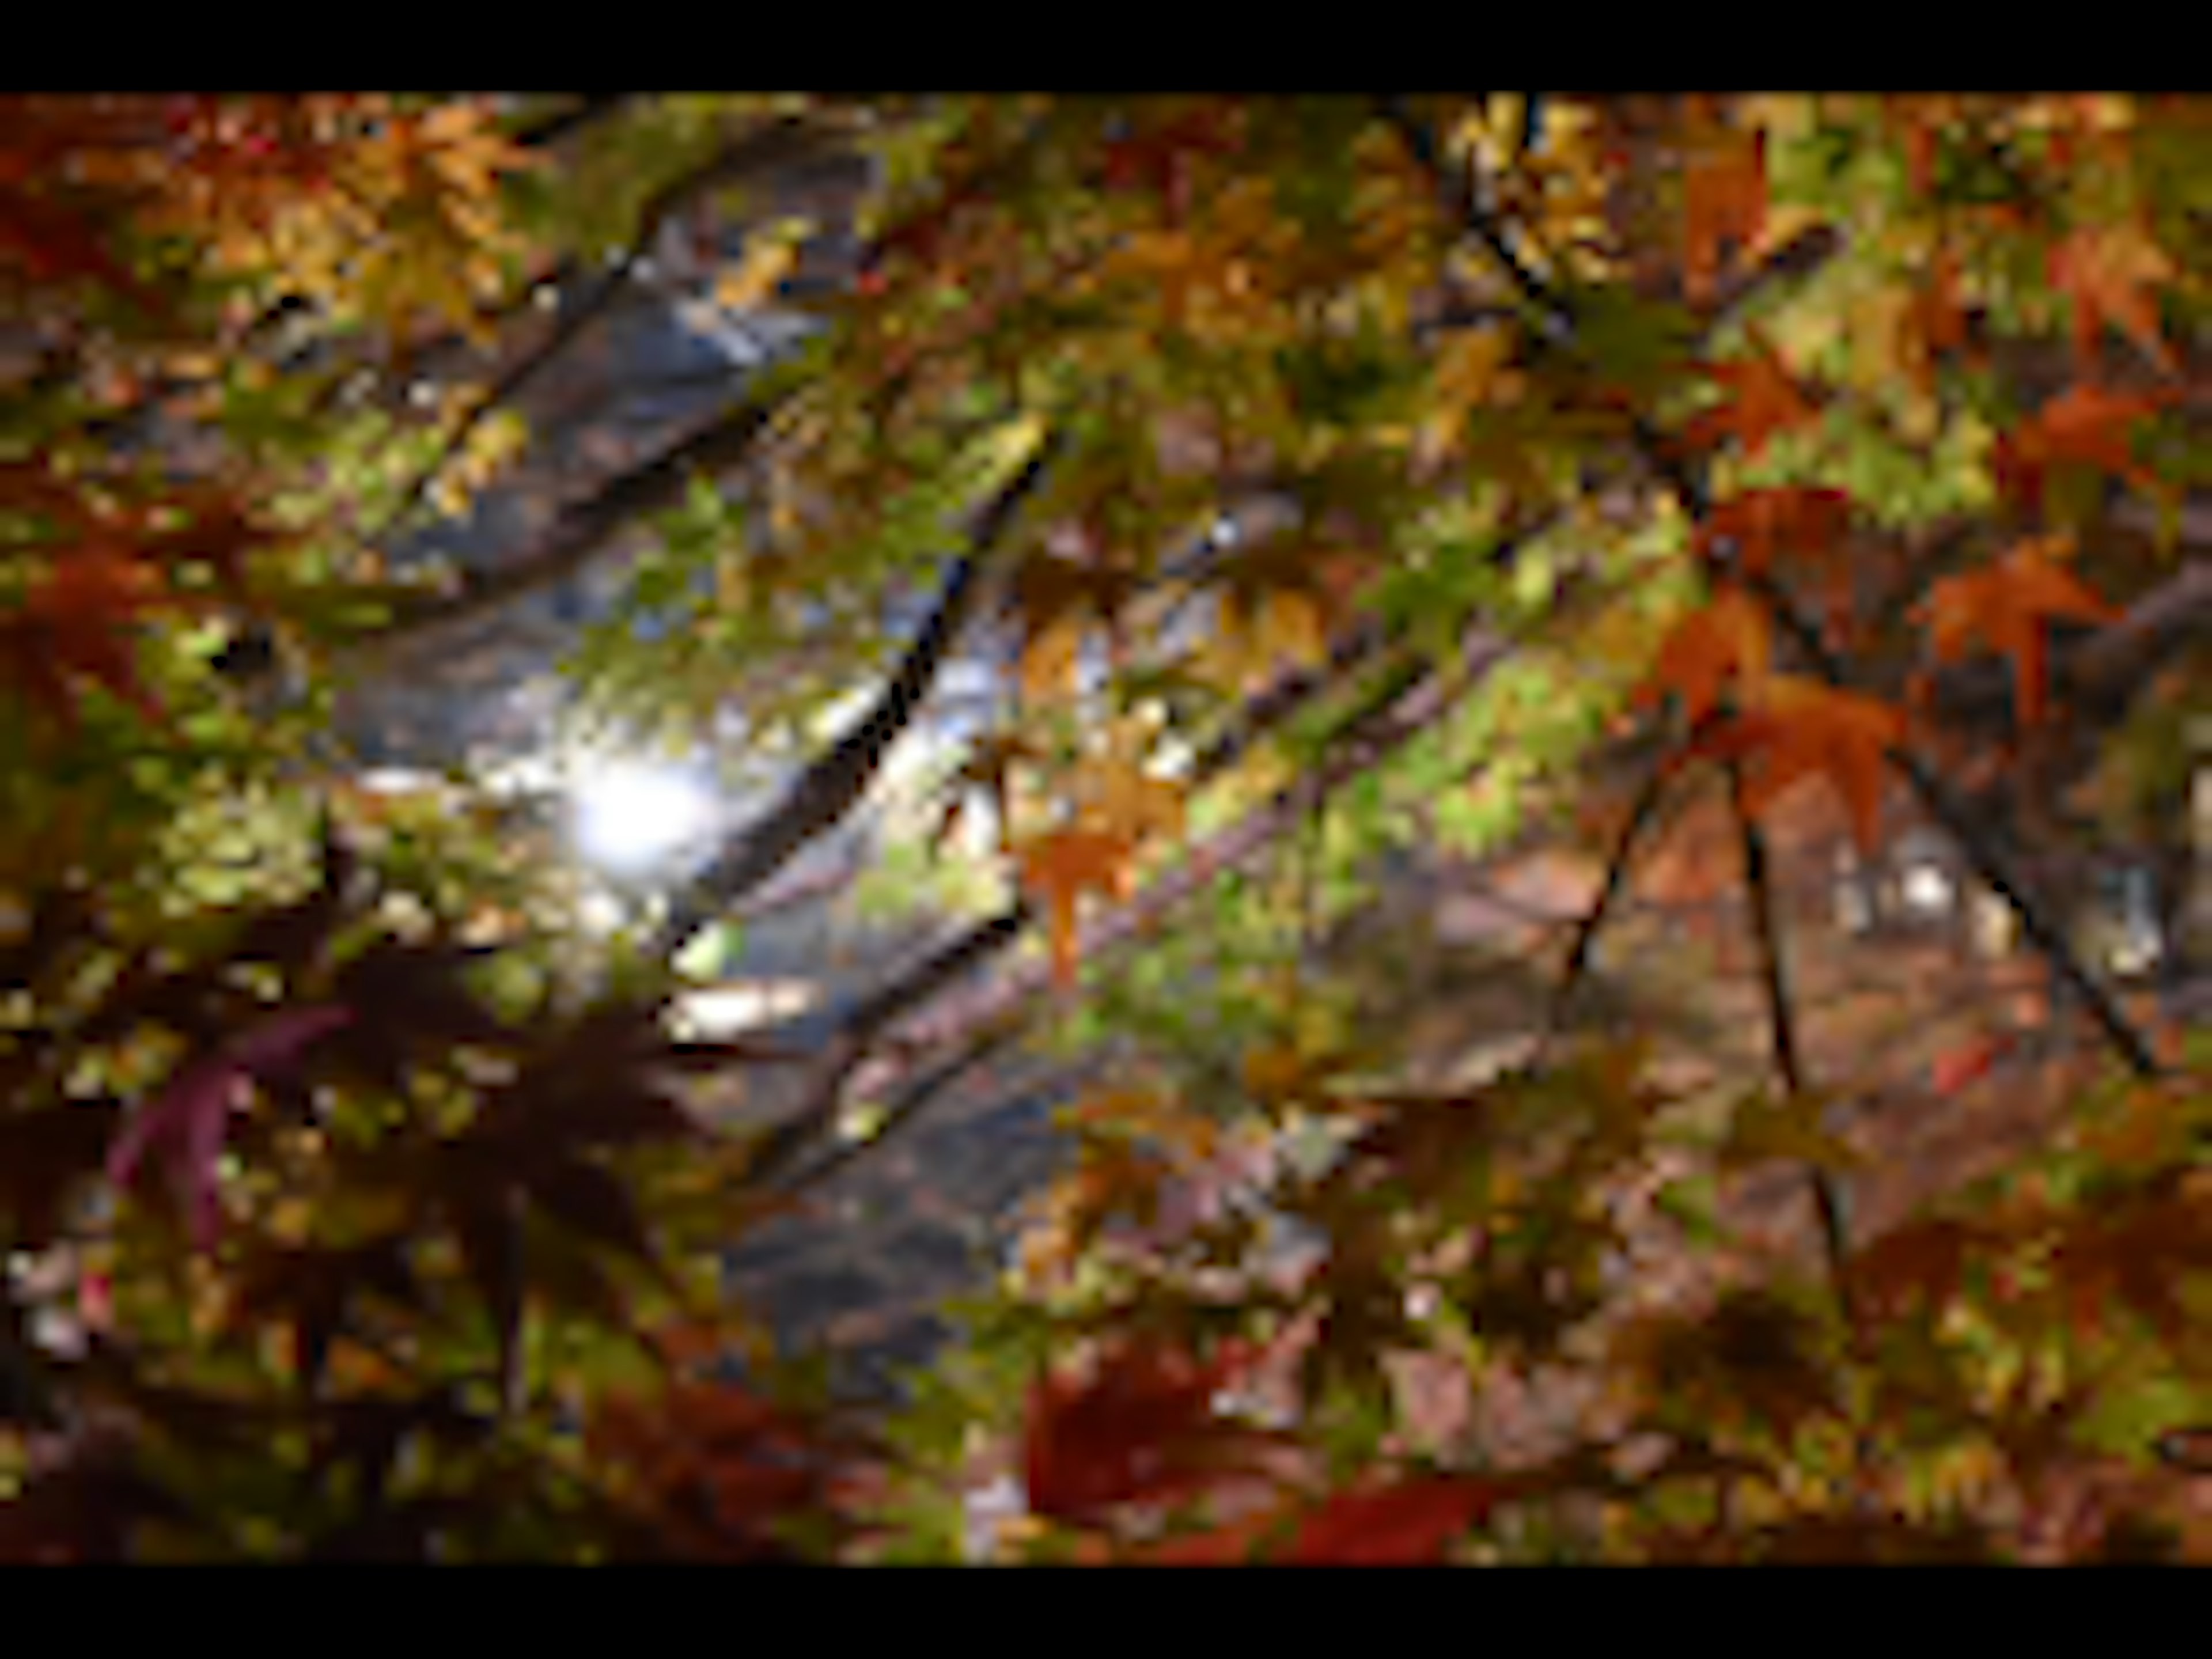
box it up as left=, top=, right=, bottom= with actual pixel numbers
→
left=1902, top=243, right=1974, bottom=396
left=2045, top=221, right=2180, bottom=382
left=1014, top=827, right=1137, bottom=987
left=1681, top=108, right=1768, bottom=307
left=1691, top=676, right=1904, bottom=854
left=1991, top=384, right=2173, bottom=516
left=1680, top=329, right=1819, bottom=460
left=1916, top=536, right=2117, bottom=726
left=1694, top=486, right=1859, bottom=643
left=1639, top=584, right=1771, bottom=730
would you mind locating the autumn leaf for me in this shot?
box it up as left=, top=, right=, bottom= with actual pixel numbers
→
left=713, top=236, right=799, bottom=313
left=1680, top=328, right=1818, bottom=459
left=2048, top=1186, right=2212, bottom=1347
left=1639, top=582, right=1771, bottom=730
left=1716, top=1087, right=1866, bottom=1176
left=1416, top=327, right=1525, bottom=469
left=931, top=732, right=1040, bottom=855
left=1680, top=108, right=1767, bottom=308
left=2045, top=220, right=2179, bottom=381
left=1075, top=756, right=1186, bottom=849
left=1690, top=676, right=1904, bottom=854
left=1009, top=552, right=1143, bottom=700
left=0, top=550, right=183, bottom=731
left=1928, top=1032, right=2016, bottom=1097
left=1276, top=1474, right=1505, bottom=1565
left=1023, top=1337, right=1277, bottom=1523
left=1201, top=589, right=1330, bottom=694
left=1917, top=535, right=2116, bottom=726
left=105, top=1003, right=354, bottom=1252
left=1013, top=827, right=1137, bottom=987
left=1991, top=385, right=2174, bottom=517
left=1847, top=1217, right=1991, bottom=1323
left=1692, top=487, right=1853, bottom=583
left=0, top=188, right=168, bottom=316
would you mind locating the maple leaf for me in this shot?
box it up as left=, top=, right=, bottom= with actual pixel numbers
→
left=1009, top=553, right=1143, bottom=702
left=1916, top=535, right=2116, bottom=727
left=1927, top=1032, right=2017, bottom=1097
left=1690, top=676, right=1904, bottom=854
left=1023, top=1337, right=1277, bottom=1523
left=105, top=1003, right=353, bottom=1252
left=0, top=550, right=183, bottom=731
left=1077, top=756, right=1186, bottom=849
left=1680, top=109, right=1767, bottom=307
left=1990, top=385, right=2174, bottom=517
left=1202, top=588, right=1330, bottom=695
left=2045, top=221, right=2179, bottom=381
left=0, top=188, right=168, bottom=316
left=1638, top=583, right=1770, bottom=730
left=1100, top=105, right=1244, bottom=224
left=1013, top=827, right=1137, bottom=987
left=1416, top=327, right=1524, bottom=469
left=1277, top=1474, right=1506, bottom=1565
left=1715, top=1087, right=1866, bottom=1176
left=1680, top=329, right=1818, bottom=460
left=1692, top=487, right=1853, bottom=583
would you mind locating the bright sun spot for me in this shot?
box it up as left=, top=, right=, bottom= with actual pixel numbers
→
left=569, top=757, right=716, bottom=874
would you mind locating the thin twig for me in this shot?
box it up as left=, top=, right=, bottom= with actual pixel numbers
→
left=1725, top=756, right=1854, bottom=1291
left=1534, top=751, right=1674, bottom=1063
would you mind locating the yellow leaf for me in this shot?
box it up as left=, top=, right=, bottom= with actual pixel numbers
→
left=1020, top=618, right=1086, bottom=704
left=1718, top=1089, right=1865, bottom=1175
left=1078, top=757, right=1185, bottom=847
left=1418, top=328, right=1522, bottom=470
left=713, top=238, right=799, bottom=312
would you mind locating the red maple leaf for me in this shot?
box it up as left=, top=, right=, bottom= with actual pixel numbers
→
left=1692, top=487, right=1854, bottom=582
left=1023, top=1336, right=1278, bottom=1522
left=1277, top=1475, right=1507, bottom=1565
left=0, top=550, right=183, bottom=731
left=106, top=1003, right=353, bottom=1251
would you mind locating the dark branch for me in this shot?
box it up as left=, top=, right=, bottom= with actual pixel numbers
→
left=1726, top=756, right=1854, bottom=1289
left=646, top=433, right=1063, bottom=961
left=502, top=94, right=642, bottom=153
left=370, top=115, right=855, bottom=544
left=352, top=390, right=788, bottom=666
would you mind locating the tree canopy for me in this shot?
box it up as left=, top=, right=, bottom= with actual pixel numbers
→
left=1, top=92, right=2207, bottom=1562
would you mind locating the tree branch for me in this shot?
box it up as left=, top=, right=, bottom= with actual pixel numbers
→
left=502, top=94, right=642, bottom=153
left=645, top=433, right=1063, bottom=962
left=349, top=389, right=789, bottom=668
left=369, top=115, right=855, bottom=544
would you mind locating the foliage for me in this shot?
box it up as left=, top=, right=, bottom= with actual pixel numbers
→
left=3, top=92, right=2207, bottom=1562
